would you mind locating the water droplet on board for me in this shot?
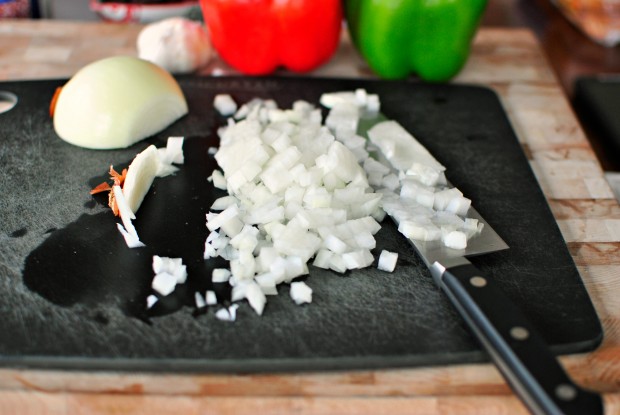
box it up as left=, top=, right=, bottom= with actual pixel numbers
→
left=10, top=227, right=27, bottom=238
left=83, top=199, right=97, bottom=209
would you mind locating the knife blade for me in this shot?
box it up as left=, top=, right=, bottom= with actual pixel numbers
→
left=358, top=112, right=604, bottom=415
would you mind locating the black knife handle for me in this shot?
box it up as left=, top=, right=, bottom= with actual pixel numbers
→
left=437, top=262, right=603, bottom=415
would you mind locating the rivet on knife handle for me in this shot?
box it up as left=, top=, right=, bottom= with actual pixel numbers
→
left=433, top=261, right=604, bottom=415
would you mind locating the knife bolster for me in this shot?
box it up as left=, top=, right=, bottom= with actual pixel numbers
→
left=430, top=257, right=471, bottom=286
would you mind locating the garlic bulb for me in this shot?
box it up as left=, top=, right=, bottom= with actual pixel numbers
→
left=137, top=17, right=212, bottom=74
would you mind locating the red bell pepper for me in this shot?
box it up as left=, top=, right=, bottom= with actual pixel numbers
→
left=200, top=0, right=343, bottom=75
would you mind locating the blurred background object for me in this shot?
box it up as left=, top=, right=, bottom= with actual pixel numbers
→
left=0, top=0, right=30, bottom=17
left=482, top=0, right=620, bottom=173
left=344, top=0, right=487, bottom=81
left=137, top=17, right=212, bottom=73
left=90, top=0, right=201, bottom=23
left=552, top=0, right=620, bottom=46
left=200, top=0, right=342, bottom=74
left=36, top=0, right=98, bottom=19
left=34, top=0, right=201, bottom=22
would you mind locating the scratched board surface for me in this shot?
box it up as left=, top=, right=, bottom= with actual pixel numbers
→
left=0, top=77, right=602, bottom=372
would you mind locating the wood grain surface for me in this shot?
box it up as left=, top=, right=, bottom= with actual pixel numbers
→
left=0, top=19, right=619, bottom=415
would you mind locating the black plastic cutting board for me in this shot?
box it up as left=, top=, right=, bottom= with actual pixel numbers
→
left=0, top=76, right=602, bottom=373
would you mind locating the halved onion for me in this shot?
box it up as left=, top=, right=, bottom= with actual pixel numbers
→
left=53, top=56, right=188, bottom=149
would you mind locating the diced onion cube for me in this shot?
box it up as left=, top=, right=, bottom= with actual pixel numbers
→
left=442, top=230, right=467, bottom=250
left=214, top=94, right=237, bottom=116
left=342, top=249, right=374, bottom=270
left=206, top=290, right=218, bottom=305
left=152, top=272, right=177, bottom=296
left=195, top=292, right=206, bottom=308
left=212, top=268, right=231, bottom=283
left=377, top=250, right=398, bottom=272
left=210, top=170, right=227, bottom=190
left=328, top=254, right=347, bottom=273
left=161, top=136, right=184, bottom=165
left=211, top=196, right=237, bottom=211
left=215, top=305, right=238, bottom=322
left=290, top=281, right=312, bottom=305
left=146, top=294, right=158, bottom=309
left=255, top=273, right=278, bottom=295
left=245, top=281, right=267, bottom=315
left=366, top=94, right=380, bottom=113
left=312, top=249, right=332, bottom=269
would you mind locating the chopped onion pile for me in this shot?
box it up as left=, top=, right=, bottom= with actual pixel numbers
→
left=319, top=90, right=483, bottom=250
left=129, top=90, right=483, bottom=319
left=206, top=92, right=385, bottom=316
left=365, top=121, right=483, bottom=250
left=203, top=88, right=483, bottom=318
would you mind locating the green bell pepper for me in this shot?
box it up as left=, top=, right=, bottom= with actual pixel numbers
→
left=345, top=0, right=487, bottom=82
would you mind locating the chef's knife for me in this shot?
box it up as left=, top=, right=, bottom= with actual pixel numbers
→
left=358, top=113, right=604, bottom=415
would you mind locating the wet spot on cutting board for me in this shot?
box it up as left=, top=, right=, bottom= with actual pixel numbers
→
left=433, top=94, right=448, bottom=105
left=466, top=133, right=488, bottom=142
left=83, top=199, right=97, bottom=209
left=23, top=212, right=154, bottom=319
left=22, top=136, right=223, bottom=321
left=92, top=310, right=110, bottom=325
left=10, top=227, right=27, bottom=238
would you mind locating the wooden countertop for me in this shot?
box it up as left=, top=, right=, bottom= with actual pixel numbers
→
left=1, top=19, right=619, bottom=415
left=482, top=0, right=620, bottom=172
